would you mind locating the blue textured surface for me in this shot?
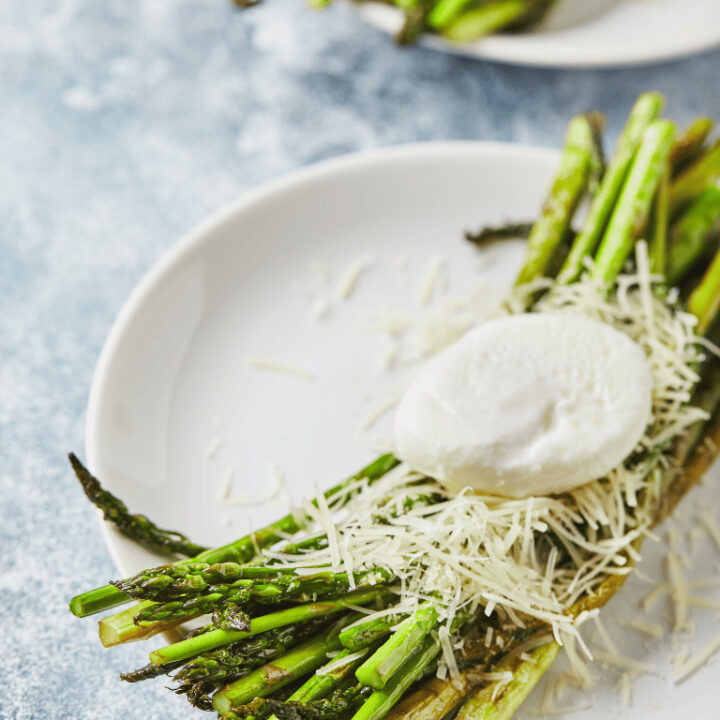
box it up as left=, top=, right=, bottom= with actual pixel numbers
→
left=1, top=1, right=719, bottom=718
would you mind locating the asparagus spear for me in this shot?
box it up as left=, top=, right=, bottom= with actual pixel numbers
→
left=585, top=111, right=607, bottom=195
left=115, top=563, right=391, bottom=604
left=559, top=92, right=665, bottom=282
left=356, top=603, right=439, bottom=689
left=214, top=602, right=254, bottom=632
left=172, top=618, right=331, bottom=708
left=592, top=120, right=676, bottom=284
left=455, top=642, right=559, bottom=720
left=649, top=166, right=670, bottom=275
left=426, top=0, right=474, bottom=31
left=666, top=186, right=720, bottom=285
left=465, top=221, right=534, bottom=248
left=149, top=588, right=390, bottom=666
left=212, top=615, right=353, bottom=714
left=657, top=404, right=720, bottom=526
left=396, top=0, right=433, bottom=45
left=670, top=139, right=720, bottom=215
left=509, top=0, right=557, bottom=30
left=70, top=453, right=398, bottom=618
left=672, top=361, right=720, bottom=468
left=287, top=646, right=372, bottom=705
left=443, top=1, right=529, bottom=43
left=128, top=568, right=392, bottom=625
left=132, top=584, right=254, bottom=625
left=340, top=614, right=403, bottom=651
left=68, top=453, right=208, bottom=560
left=670, top=117, right=715, bottom=172
left=515, top=114, right=596, bottom=285
left=351, top=634, right=442, bottom=720
left=119, top=659, right=184, bottom=683
left=232, top=681, right=373, bottom=720
left=688, top=246, right=720, bottom=335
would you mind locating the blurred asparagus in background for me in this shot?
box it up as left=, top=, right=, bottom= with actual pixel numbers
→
left=231, top=0, right=559, bottom=46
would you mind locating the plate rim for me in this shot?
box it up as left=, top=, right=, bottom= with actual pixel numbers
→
left=84, top=139, right=561, bottom=574
left=355, top=1, right=720, bottom=68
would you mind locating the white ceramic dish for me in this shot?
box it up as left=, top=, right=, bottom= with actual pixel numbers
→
left=86, top=142, right=720, bottom=717
left=356, top=0, right=720, bottom=68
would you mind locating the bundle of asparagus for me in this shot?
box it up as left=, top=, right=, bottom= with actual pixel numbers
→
left=69, top=92, right=720, bottom=720
left=232, top=0, right=558, bottom=46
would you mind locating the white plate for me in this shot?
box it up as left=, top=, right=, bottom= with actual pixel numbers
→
left=356, top=0, right=720, bottom=68
left=86, top=142, right=720, bottom=717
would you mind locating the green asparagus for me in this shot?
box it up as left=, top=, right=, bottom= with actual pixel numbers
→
left=149, top=588, right=391, bottom=665
left=68, top=453, right=208, bottom=560
left=670, top=117, right=715, bottom=172
left=71, top=453, right=398, bottom=618
left=666, top=186, right=720, bottom=285
left=592, top=120, right=676, bottom=283
left=560, top=92, right=665, bottom=282
left=212, top=615, right=353, bottom=714
left=356, top=604, right=438, bottom=690
left=516, top=114, right=596, bottom=285
left=670, top=139, right=720, bottom=215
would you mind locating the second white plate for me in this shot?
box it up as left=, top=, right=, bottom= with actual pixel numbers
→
left=356, top=0, right=720, bottom=68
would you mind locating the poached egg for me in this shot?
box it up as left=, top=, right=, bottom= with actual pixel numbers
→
left=394, top=313, right=652, bottom=498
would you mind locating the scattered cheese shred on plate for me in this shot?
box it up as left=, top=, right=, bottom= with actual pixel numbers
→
left=205, top=436, right=223, bottom=460
left=335, top=254, right=376, bottom=301
left=244, top=355, right=314, bottom=380
left=624, top=617, right=664, bottom=639
left=700, top=510, right=720, bottom=555
left=416, top=255, right=446, bottom=305
left=592, top=649, right=653, bottom=676
left=674, top=629, right=720, bottom=683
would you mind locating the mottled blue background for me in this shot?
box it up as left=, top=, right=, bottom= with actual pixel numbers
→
left=1, top=1, right=719, bottom=718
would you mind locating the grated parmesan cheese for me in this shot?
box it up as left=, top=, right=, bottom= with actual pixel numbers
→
left=619, top=672, right=633, bottom=707
left=217, top=466, right=234, bottom=501
left=686, top=595, right=720, bottom=610
left=317, top=648, right=369, bottom=675
left=667, top=550, right=689, bottom=632
left=592, top=649, right=653, bottom=676
left=310, top=297, right=331, bottom=321
left=641, top=582, right=670, bottom=612
left=623, top=617, right=664, bottom=639
left=700, top=511, right=720, bottom=556
left=244, top=355, right=314, bottom=380
left=205, top=436, right=223, bottom=460
left=674, top=629, right=720, bottom=683
left=335, top=254, right=376, bottom=301
left=310, top=260, right=331, bottom=283
left=438, top=624, right=461, bottom=685
left=416, top=256, right=447, bottom=305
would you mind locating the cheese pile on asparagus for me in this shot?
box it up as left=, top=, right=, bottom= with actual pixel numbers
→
left=69, top=92, right=720, bottom=720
